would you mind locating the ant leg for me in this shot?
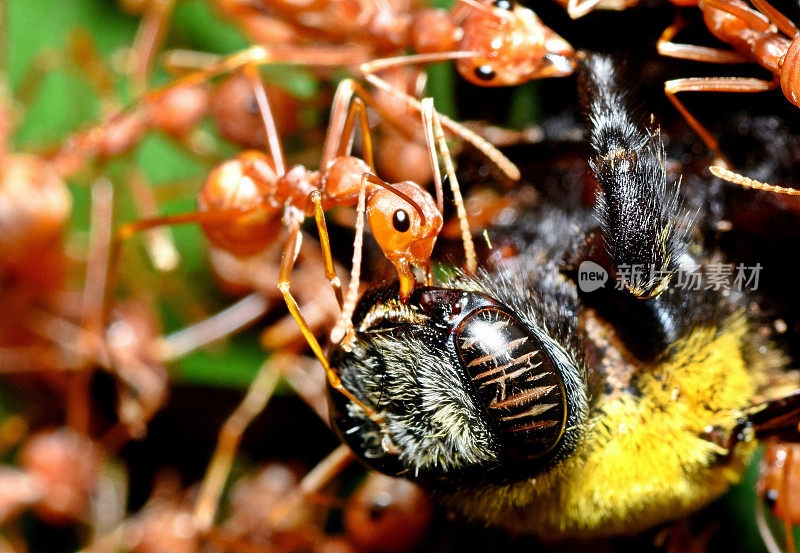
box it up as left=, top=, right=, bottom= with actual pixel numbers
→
left=161, top=49, right=224, bottom=75
left=360, top=51, right=484, bottom=80
left=421, top=98, right=476, bottom=275
left=709, top=166, right=800, bottom=195
left=274, top=352, right=329, bottom=421
left=68, top=30, right=117, bottom=102
left=330, top=175, right=368, bottom=345
left=756, top=499, right=784, bottom=553
left=82, top=178, right=115, bottom=337
left=125, top=168, right=180, bottom=272
left=702, top=0, right=772, bottom=32
left=128, top=0, right=175, bottom=95
left=657, top=18, right=749, bottom=64
left=750, top=0, right=799, bottom=37
left=150, top=43, right=364, bottom=100
left=363, top=72, right=521, bottom=181
left=67, top=179, right=114, bottom=434
left=307, top=190, right=344, bottom=308
left=320, top=79, right=375, bottom=171
left=156, top=292, right=269, bottom=362
left=278, top=219, right=378, bottom=419
left=265, top=444, right=353, bottom=528
left=103, top=206, right=268, bottom=329
left=241, top=63, right=286, bottom=177
left=193, top=358, right=280, bottom=533
left=566, top=0, right=605, bottom=19
left=664, top=76, right=777, bottom=164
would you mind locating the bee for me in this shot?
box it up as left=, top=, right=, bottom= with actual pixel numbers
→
left=320, top=54, right=800, bottom=542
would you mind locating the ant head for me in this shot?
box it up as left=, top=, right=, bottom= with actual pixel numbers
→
left=457, top=1, right=575, bottom=86
left=366, top=179, right=443, bottom=283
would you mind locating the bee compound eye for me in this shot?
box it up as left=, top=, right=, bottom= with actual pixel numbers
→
left=492, top=0, right=513, bottom=10
left=474, top=65, right=496, bottom=82
left=392, top=209, right=411, bottom=232
left=455, top=308, right=567, bottom=459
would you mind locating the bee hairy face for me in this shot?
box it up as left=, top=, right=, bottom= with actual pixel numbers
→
left=327, top=274, right=588, bottom=485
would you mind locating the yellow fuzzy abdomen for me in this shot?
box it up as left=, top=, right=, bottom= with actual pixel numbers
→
left=453, top=315, right=760, bottom=538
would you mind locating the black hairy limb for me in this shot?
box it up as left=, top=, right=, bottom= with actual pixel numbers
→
left=579, top=54, right=693, bottom=299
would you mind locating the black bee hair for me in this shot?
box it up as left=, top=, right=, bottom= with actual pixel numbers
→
left=579, top=54, right=694, bottom=299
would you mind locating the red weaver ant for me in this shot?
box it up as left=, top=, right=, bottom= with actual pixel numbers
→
left=656, top=0, right=800, bottom=164
left=108, top=66, right=476, bottom=530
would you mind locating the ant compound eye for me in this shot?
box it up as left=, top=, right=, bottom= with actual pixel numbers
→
left=474, top=65, right=496, bottom=82
left=392, top=209, right=411, bottom=232
left=455, top=308, right=567, bottom=460
left=492, top=0, right=513, bottom=10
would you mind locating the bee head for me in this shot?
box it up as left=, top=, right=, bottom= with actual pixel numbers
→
left=328, top=280, right=588, bottom=486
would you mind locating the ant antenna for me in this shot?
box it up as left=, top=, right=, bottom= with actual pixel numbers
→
left=421, top=98, right=476, bottom=274
left=750, top=0, right=799, bottom=37
left=242, top=64, right=286, bottom=177
left=710, top=166, right=800, bottom=195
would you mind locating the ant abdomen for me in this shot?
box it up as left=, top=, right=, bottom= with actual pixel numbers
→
left=145, top=82, right=210, bottom=139
left=197, top=150, right=283, bottom=257
left=211, top=72, right=298, bottom=149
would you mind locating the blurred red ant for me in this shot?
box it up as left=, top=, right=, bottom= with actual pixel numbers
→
left=656, top=0, right=800, bottom=164
left=208, top=0, right=575, bottom=89
left=757, top=441, right=800, bottom=553
left=151, top=2, right=554, bottom=181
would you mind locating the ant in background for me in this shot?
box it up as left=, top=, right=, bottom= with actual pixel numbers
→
left=655, top=0, right=800, bottom=165
left=147, top=0, right=586, bottom=182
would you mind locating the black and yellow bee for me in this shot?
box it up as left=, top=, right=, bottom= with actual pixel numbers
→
left=323, top=54, right=800, bottom=542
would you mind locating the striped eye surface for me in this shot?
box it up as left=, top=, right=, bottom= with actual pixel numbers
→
left=455, top=307, right=567, bottom=460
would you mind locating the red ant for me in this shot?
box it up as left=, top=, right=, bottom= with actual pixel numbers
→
left=110, top=67, right=476, bottom=531
left=213, top=0, right=575, bottom=88
left=150, top=0, right=581, bottom=181
left=656, top=0, right=800, bottom=164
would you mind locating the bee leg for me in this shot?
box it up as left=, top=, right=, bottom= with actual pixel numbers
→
left=579, top=54, right=692, bottom=300
left=572, top=55, right=737, bottom=361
